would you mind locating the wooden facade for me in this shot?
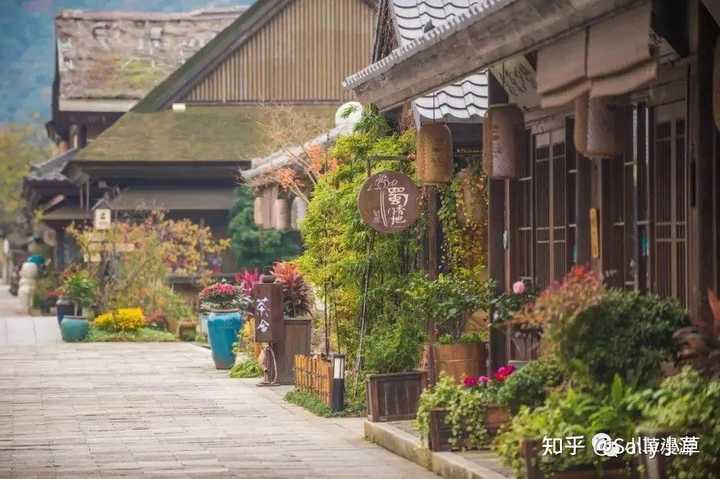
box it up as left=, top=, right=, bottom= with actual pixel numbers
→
left=185, top=0, right=375, bottom=104
left=485, top=2, right=719, bottom=347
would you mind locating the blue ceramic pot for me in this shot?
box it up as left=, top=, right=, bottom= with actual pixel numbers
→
left=56, top=298, right=75, bottom=326
left=207, top=310, right=243, bottom=370
left=60, top=316, right=89, bottom=342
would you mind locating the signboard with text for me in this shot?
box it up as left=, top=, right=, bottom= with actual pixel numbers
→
left=357, top=171, right=419, bottom=234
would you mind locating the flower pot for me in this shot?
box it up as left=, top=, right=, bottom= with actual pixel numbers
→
left=60, top=316, right=89, bottom=342
left=56, top=298, right=75, bottom=327
left=484, top=404, right=510, bottom=436
left=521, top=439, right=635, bottom=479
left=366, top=370, right=427, bottom=422
left=207, top=310, right=244, bottom=370
left=433, top=342, right=487, bottom=383
left=428, top=408, right=454, bottom=451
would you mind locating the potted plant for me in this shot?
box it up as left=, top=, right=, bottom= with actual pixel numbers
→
left=417, top=364, right=517, bottom=452
left=407, top=272, right=494, bottom=383
left=58, top=271, right=97, bottom=342
left=495, top=378, right=638, bottom=478
left=363, top=316, right=428, bottom=422
left=199, top=281, right=252, bottom=369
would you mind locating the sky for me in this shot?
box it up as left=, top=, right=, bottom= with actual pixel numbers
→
left=0, top=0, right=254, bottom=125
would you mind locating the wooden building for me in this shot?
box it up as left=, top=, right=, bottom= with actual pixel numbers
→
left=53, top=0, right=378, bottom=273
left=27, top=8, right=242, bottom=269
left=346, top=0, right=720, bottom=359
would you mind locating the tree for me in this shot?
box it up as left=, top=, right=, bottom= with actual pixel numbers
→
left=0, top=123, right=49, bottom=223
left=229, top=186, right=302, bottom=269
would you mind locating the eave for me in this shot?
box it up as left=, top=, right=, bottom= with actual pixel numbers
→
left=345, top=0, right=646, bottom=111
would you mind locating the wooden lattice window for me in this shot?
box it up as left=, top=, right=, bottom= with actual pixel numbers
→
left=532, top=127, right=574, bottom=289
left=510, top=124, right=577, bottom=291
left=652, top=101, right=688, bottom=306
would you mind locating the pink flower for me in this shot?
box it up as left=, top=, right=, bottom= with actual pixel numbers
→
left=478, top=375, right=489, bottom=384
left=512, top=281, right=526, bottom=295
left=464, top=376, right=479, bottom=388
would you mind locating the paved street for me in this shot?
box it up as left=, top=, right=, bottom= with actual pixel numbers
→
left=0, top=286, right=60, bottom=347
left=0, top=340, right=435, bottom=478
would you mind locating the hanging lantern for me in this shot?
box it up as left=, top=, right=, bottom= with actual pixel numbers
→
left=273, top=198, right=290, bottom=231
left=416, top=123, right=453, bottom=184
left=253, top=196, right=264, bottom=227
left=574, top=93, right=589, bottom=155
left=585, top=96, right=618, bottom=159
left=455, top=168, right=486, bottom=226
left=290, top=197, right=307, bottom=230
left=483, top=104, right=523, bottom=179
left=714, top=37, right=720, bottom=131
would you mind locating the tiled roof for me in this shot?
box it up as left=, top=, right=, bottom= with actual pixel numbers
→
left=27, top=149, right=77, bottom=183
left=242, top=123, right=355, bottom=185
left=386, top=0, right=493, bottom=124
left=346, top=0, right=511, bottom=101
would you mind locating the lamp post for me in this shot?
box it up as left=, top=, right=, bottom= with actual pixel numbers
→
left=330, top=353, right=345, bottom=412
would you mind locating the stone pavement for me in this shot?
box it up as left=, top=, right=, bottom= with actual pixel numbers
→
left=0, top=342, right=437, bottom=478
left=0, top=285, right=61, bottom=347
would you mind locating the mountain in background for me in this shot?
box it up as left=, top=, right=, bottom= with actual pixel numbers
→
left=0, top=0, right=254, bottom=127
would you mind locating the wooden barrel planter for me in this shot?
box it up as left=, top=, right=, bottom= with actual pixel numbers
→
left=366, top=370, right=428, bottom=422
left=433, top=342, right=487, bottom=383
left=428, top=405, right=510, bottom=451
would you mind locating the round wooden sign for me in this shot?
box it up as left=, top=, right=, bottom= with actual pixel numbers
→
left=357, top=171, right=419, bottom=233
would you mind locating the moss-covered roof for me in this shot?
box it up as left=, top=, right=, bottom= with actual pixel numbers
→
left=74, top=105, right=336, bottom=164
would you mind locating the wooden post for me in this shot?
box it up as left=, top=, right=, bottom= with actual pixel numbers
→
left=487, top=72, right=509, bottom=372
left=687, top=0, right=717, bottom=322
left=424, top=184, right=441, bottom=385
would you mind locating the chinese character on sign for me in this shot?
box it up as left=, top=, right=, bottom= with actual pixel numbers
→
left=255, top=296, right=270, bottom=330
left=94, top=208, right=111, bottom=230
left=358, top=171, right=418, bottom=234
left=679, top=436, right=700, bottom=456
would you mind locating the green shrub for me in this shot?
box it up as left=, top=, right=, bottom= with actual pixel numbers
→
left=496, top=358, right=563, bottom=412
left=84, top=326, right=176, bottom=342
left=362, top=317, right=424, bottom=374
left=628, top=368, right=720, bottom=478
left=561, top=290, right=688, bottom=388
left=495, top=378, right=636, bottom=476
left=229, top=358, right=263, bottom=378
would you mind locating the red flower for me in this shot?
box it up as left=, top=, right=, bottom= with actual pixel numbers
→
left=463, top=376, right=479, bottom=388
left=494, top=365, right=516, bottom=382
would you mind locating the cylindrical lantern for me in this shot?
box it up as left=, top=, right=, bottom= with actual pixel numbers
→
left=585, top=96, right=618, bottom=159
left=290, top=196, right=307, bottom=230
left=483, top=104, right=523, bottom=179
left=273, top=198, right=290, bottom=231
left=714, top=37, right=720, bottom=131
left=455, top=168, right=486, bottom=225
left=574, top=93, right=589, bottom=155
left=253, top=196, right=264, bottom=227
left=416, top=123, right=453, bottom=184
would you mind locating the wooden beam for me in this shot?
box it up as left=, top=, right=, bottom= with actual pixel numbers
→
left=352, top=0, right=645, bottom=110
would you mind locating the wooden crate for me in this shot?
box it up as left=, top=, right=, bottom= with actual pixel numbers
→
left=294, top=354, right=333, bottom=407
left=366, top=370, right=427, bottom=422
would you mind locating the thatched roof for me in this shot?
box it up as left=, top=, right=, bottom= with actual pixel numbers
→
left=73, top=105, right=337, bottom=164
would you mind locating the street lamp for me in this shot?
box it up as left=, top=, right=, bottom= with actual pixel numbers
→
left=331, top=353, right=345, bottom=412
